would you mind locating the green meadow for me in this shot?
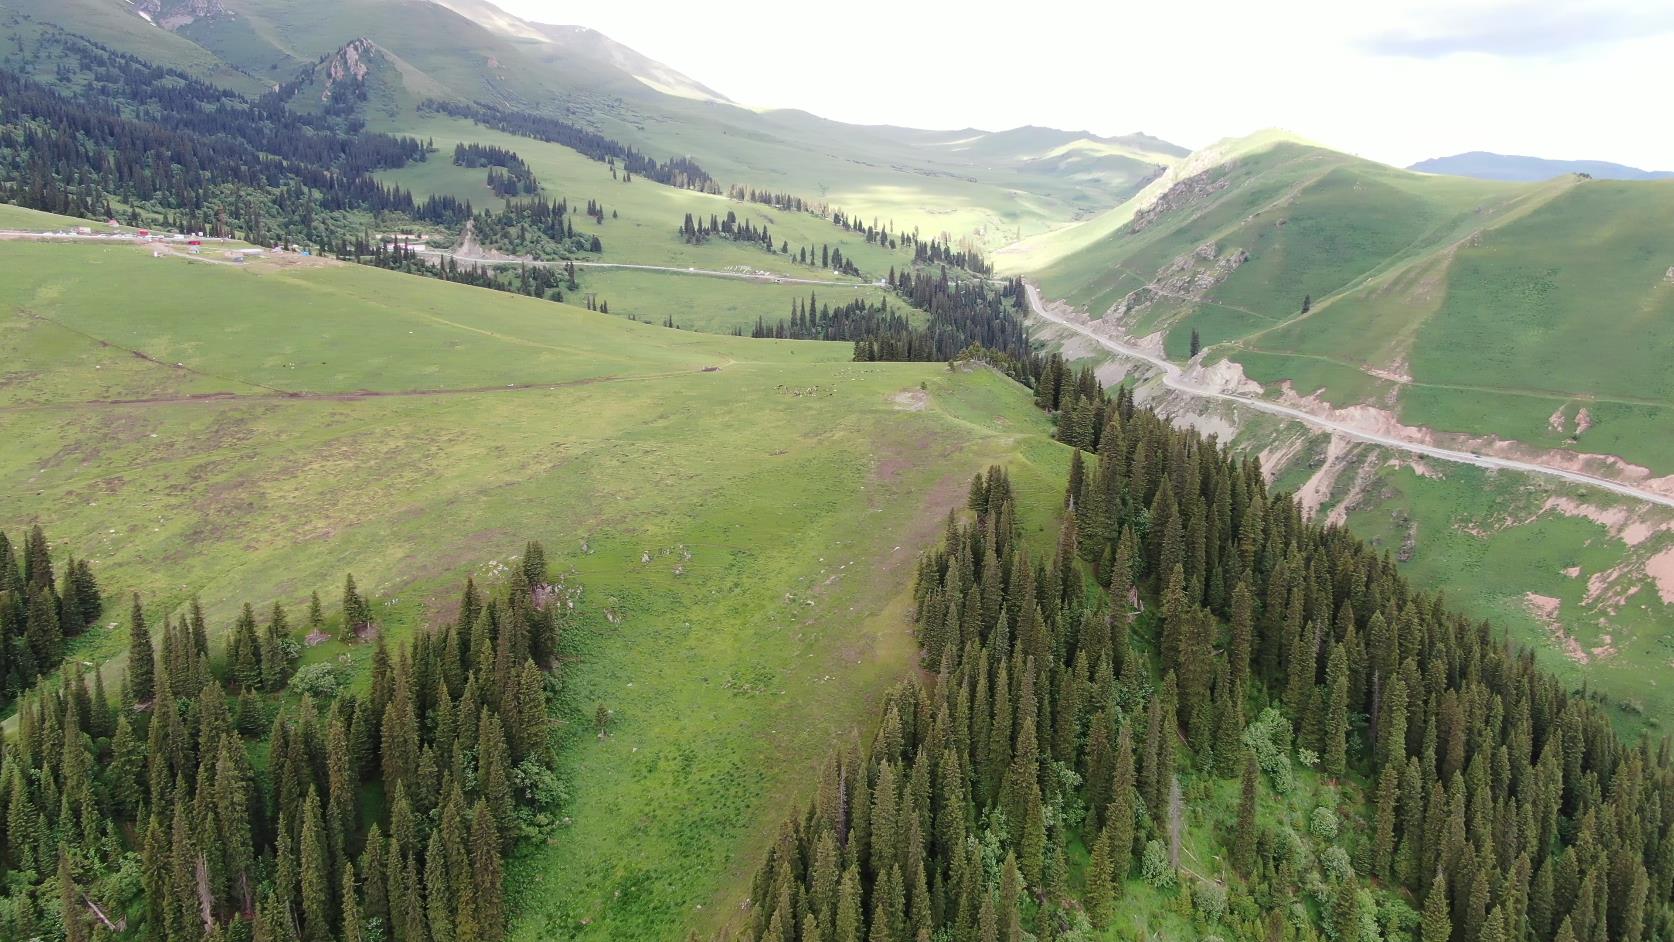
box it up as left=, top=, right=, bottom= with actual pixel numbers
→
left=0, top=202, right=123, bottom=230
left=0, top=239, right=1067, bottom=938
left=568, top=268, right=894, bottom=334
left=379, top=114, right=924, bottom=278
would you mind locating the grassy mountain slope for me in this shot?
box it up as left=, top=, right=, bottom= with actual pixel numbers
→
left=0, top=238, right=1068, bottom=937
left=1020, top=133, right=1674, bottom=734
left=2, top=0, right=1171, bottom=243
left=375, top=113, right=909, bottom=277
left=1028, top=138, right=1674, bottom=473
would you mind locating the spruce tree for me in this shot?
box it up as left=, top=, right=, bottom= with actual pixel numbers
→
left=471, top=802, right=505, bottom=942
left=300, top=789, right=333, bottom=942
left=341, top=860, right=364, bottom=942
left=1422, top=869, right=1452, bottom=942
left=1085, top=825, right=1115, bottom=927
left=126, top=594, right=155, bottom=706
left=1232, top=753, right=1259, bottom=876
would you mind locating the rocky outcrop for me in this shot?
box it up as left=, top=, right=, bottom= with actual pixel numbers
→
left=132, top=0, right=229, bottom=31
left=1129, top=167, right=1231, bottom=233
left=320, top=38, right=377, bottom=101
left=1108, top=242, right=1248, bottom=320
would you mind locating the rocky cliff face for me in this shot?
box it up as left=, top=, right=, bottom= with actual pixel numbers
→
left=132, top=0, right=230, bottom=31
left=1128, top=167, right=1231, bottom=233
left=319, top=38, right=377, bottom=101
left=1108, top=242, right=1249, bottom=321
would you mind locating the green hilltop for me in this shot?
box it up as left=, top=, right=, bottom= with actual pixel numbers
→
left=1023, top=135, right=1674, bottom=472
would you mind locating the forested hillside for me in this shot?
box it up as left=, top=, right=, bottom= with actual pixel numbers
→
left=1, top=543, right=567, bottom=941
left=742, top=384, right=1673, bottom=941
left=0, top=527, right=102, bottom=709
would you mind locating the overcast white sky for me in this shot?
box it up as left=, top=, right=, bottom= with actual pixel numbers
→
left=493, top=0, right=1672, bottom=169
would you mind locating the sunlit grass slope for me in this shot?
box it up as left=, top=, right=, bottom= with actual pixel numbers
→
left=0, top=239, right=1066, bottom=939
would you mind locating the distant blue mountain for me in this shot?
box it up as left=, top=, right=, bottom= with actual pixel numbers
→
left=1409, top=151, right=1673, bottom=182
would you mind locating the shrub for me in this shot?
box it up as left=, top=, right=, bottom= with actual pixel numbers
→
left=1320, top=845, right=1353, bottom=882
left=1195, top=879, right=1228, bottom=923
left=1141, top=839, right=1175, bottom=888
left=1310, top=806, right=1340, bottom=840
left=1243, top=707, right=1296, bottom=792
left=290, top=661, right=347, bottom=698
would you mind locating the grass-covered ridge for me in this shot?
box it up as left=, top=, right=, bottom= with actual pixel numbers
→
left=1025, top=138, right=1674, bottom=473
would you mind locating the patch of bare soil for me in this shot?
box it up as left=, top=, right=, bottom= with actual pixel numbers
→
left=1106, top=242, right=1248, bottom=322
left=1297, top=434, right=1354, bottom=518
left=1327, top=452, right=1382, bottom=527
left=1648, top=546, right=1674, bottom=604
left=890, top=389, right=928, bottom=412
left=259, top=251, right=336, bottom=270
left=1257, top=434, right=1310, bottom=480
left=1156, top=400, right=1240, bottom=442
left=1364, top=356, right=1413, bottom=385
left=1181, top=357, right=1264, bottom=397
left=1541, top=495, right=1674, bottom=547
left=1384, top=455, right=1443, bottom=479
left=1584, top=560, right=1642, bottom=613
left=1548, top=405, right=1569, bottom=434
left=1524, top=593, right=1588, bottom=664
left=453, top=219, right=529, bottom=262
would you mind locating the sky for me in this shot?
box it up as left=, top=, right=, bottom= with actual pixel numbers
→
left=490, top=0, right=1673, bottom=169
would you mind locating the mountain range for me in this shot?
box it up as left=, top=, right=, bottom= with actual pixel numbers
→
left=1409, top=150, right=1674, bottom=181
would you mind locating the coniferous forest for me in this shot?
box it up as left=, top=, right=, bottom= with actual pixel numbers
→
left=0, top=527, right=102, bottom=709
left=844, top=272, right=1042, bottom=385
left=0, top=540, right=570, bottom=942
left=0, top=28, right=443, bottom=245
left=741, top=389, right=1674, bottom=941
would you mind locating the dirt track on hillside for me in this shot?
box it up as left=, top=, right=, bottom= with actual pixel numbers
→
left=1025, top=282, right=1674, bottom=510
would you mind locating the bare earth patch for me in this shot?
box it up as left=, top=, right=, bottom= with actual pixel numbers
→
left=1327, top=453, right=1382, bottom=527
left=1256, top=434, right=1310, bottom=481
left=1385, top=456, right=1443, bottom=479
left=1181, top=357, right=1265, bottom=397
left=889, top=389, right=928, bottom=412
left=1297, top=434, right=1354, bottom=518
left=1648, top=546, right=1674, bottom=604
left=1541, top=495, right=1674, bottom=546
left=1524, top=592, right=1588, bottom=664
left=1584, top=561, right=1642, bottom=613
left=1548, top=405, right=1568, bottom=434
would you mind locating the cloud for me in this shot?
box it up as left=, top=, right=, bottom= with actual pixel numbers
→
left=1361, top=1, right=1674, bottom=58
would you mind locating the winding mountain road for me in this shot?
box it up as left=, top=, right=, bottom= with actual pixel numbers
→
left=1023, top=283, right=1674, bottom=510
